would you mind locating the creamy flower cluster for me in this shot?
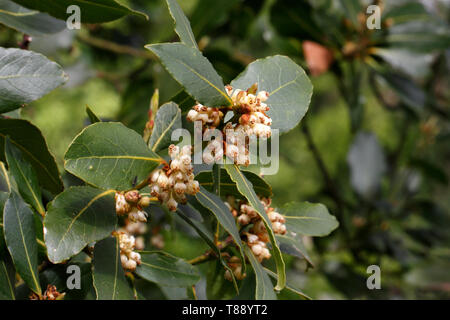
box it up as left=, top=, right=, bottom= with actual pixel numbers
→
left=149, top=144, right=199, bottom=211
left=115, top=190, right=150, bottom=222
left=118, top=232, right=141, bottom=271
left=121, top=220, right=147, bottom=251
left=231, top=197, right=287, bottom=262
left=187, top=104, right=223, bottom=128
left=224, top=256, right=246, bottom=281
left=226, top=84, right=272, bottom=138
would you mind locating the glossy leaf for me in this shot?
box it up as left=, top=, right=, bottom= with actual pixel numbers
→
left=196, top=168, right=272, bottom=198
left=92, top=237, right=134, bottom=300
left=149, top=102, right=182, bottom=153
left=146, top=43, right=232, bottom=107
left=224, top=164, right=285, bottom=291
left=280, top=202, right=339, bottom=237
left=135, top=251, right=200, bottom=287
left=0, top=47, right=67, bottom=113
left=0, top=119, right=63, bottom=194
left=11, top=0, right=147, bottom=23
left=44, top=186, right=116, bottom=263
left=5, top=137, right=45, bottom=216
left=170, top=89, right=196, bottom=113
left=231, top=55, right=312, bottom=134
left=3, top=192, right=41, bottom=295
left=245, top=246, right=277, bottom=300
left=165, top=0, right=198, bottom=49
left=195, top=186, right=245, bottom=262
left=0, top=1, right=65, bottom=37
left=64, top=122, right=161, bottom=191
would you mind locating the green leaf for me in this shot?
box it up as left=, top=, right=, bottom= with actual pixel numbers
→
left=280, top=202, right=339, bottom=237
left=0, top=1, right=65, bottom=37
left=146, top=43, right=232, bottom=107
left=170, top=89, right=196, bottom=113
left=86, top=105, right=101, bottom=124
left=244, top=245, right=276, bottom=300
left=231, top=55, right=312, bottom=134
left=383, top=2, right=431, bottom=24
left=224, top=164, right=285, bottom=291
left=3, top=192, right=41, bottom=295
left=0, top=47, right=67, bottom=114
left=149, top=102, right=182, bottom=153
left=92, top=237, right=134, bottom=300
left=11, top=0, right=148, bottom=23
left=0, top=254, right=15, bottom=300
left=196, top=168, right=272, bottom=198
left=0, top=191, right=9, bottom=253
left=195, top=186, right=245, bottom=264
left=264, top=267, right=311, bottom=300
left=339, top=0, right=361, bottom=26
left=165, top=0, right=198, bottom=49
left=0, top=119, right=63, bottom=194
left=64, top=122, right=162, bottom=191
left=135, top=251, right=200, bottom=287
left=0, top=161, right=12, bottom=193
left=44, top=186, right=116, bottom=263
left=177, top=204, right=239, bottom=292
left=5, top=137, right=45, bottom=216
left=275, top=234, right=313, bottom=266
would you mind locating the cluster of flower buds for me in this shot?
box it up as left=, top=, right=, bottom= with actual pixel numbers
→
left=227, top=196, right=287, bottom=262
left=149, top=144, right=200, bottom=211
left=187, top=104, right=224, bottom=128
left=117, top=231, right=141, bottom=271
left=120, top=220, right=147, bottom=251
left=224, top=256, right=246, bottom=281
left=115, top=190, right=151, bottom=223
left=226, top=84, right=272, bottom=138
left=223, top=123, right=250, bottom=166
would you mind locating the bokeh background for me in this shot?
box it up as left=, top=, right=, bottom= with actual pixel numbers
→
left=1, top=0, right=449, bottom=299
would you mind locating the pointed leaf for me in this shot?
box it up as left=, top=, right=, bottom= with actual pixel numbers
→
left=44, top=186, right=116, bottom=263
left=3, top=192, right=41, bottom=295
left=276, top=234, right=313, bottom=267
left=10, top=0, right=148, bottom=23
left=224, top=164, right=285, bottom=291
left=64, top=122, right=162, bottom=191
left=92, top=237, right=134, bottom=300
left=5, top=137, right=45, bottom=216
left=0, top=119, right=63, bottom=194
left=0, top=1, right=65, bottom=37
left=86, top=105, right=101, bottom=124
left=195, top=186, right=245, bottom=263
left=135, top=251, right=200, bottom=287
left=280, top=202, right=339, bottom=237
left=231, top=55, right=312, bottom=134
left=165, top=0, right=198, bottom=49
left=146, top=43, right=232, bottom=107
left=149, top=102, right=182, bottom=152
left=245, top=246, right=277, bottom=300
left=0, top=47, right=67, bottom=113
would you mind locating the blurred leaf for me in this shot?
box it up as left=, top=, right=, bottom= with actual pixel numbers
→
left=0, top=47, right=67, bottom=114
left=3, top=192, right=41, bottom=295
left=264, top=267, right=311, bottom=300
left=280, top=202, right=339, bottom=237
left=92, top=237, right=134, bottom=300
left=383, top=2, right=434, bottom=24
left=5, top=137, right=44, bottom=216
left=0, top=119, right=63, bottom=194
left=85, top=105, right=101, bottom=124
left=347, top=132, right=386, bottom=198
left=373, top=48, right=433, bottom=79
left=0, top=0, right=65, bottom=37
left=11, top=0, right=148, bottom=23
left=196, top=168, right=272, bottom=198
left=231, top=55, right=312, bottom=134
left=135, top=251, right=200, bottom=287
left=64, top=122, right=161, bottom=191
left=206, top=259, right=236, bottom=300
left=146, top=43, right=232, bottom=107
left=190, top=0, right=239, bottom=38
left=224, top=164, right=285, bottom=291
left=149, top=102, right=182, bottom=153
left=410, top=158, right=448, bottom=185
left=338, top=0, right=361, bottom=27
left=244, top=245, right=277, bottom=300
left=44, top=186, right=116, bottom=263
left=276, top=234, right=313, bottom=266
left=165, top=0, right=198, bottom=49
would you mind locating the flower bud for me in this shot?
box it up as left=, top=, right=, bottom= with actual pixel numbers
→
left=138, top=196, right=151, bottom=208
